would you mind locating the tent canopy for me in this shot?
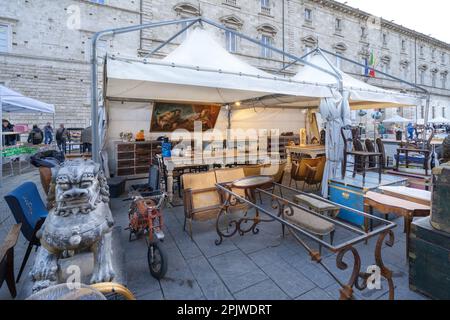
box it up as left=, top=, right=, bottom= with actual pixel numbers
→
left=278, top=54, right=420, bottom=110
left=0, top=85, right=55, bottom=114
left=105, top=28, right=335, bottom=104
left=429, top=116, right=450, bottom=124
left=382, top=114, right=411, bottom=124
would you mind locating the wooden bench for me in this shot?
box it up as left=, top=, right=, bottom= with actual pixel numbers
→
left=293, top=194, right=340, bottom=218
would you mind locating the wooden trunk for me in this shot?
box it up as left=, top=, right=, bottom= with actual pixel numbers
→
left=409, top=217, right=450, bottom=300
left=329, top=172, right=408, bottom=227
left=431, top=163, right=450, bottom=234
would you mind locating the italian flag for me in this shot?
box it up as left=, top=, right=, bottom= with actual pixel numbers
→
left=369, top=51, right=376, bottom=78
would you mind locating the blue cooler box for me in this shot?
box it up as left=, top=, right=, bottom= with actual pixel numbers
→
left=329, top=172, right=408, bottom=227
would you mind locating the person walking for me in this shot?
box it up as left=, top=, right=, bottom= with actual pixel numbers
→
left=27, top=125, right=44, bottom=145
left=44, top=122, right=53, bottom=145
left=56, top=124, right=69, bottom=153
left=81, top=126, right=92, bottom=153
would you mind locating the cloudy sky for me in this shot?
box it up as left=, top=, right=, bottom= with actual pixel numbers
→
left=335, top=0, right=450, bottom=44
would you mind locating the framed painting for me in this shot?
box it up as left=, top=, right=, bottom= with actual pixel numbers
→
left=150, top=102, right=221, bottom=132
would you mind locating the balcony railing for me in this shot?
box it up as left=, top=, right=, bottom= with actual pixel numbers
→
left=260, top=6, right=271, bottom=15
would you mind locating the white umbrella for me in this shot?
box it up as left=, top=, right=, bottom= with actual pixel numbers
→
left=382, top=114, right=411, bottom=124
left=429, top=116, right=450, bottom=124
left=320, top=94, right=345, bottom=198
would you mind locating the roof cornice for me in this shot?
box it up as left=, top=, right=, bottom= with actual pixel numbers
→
left=308, top=0, right=450, bottom=50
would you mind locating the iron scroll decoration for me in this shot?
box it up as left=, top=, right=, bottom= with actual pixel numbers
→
left=214, top=182, right=397, bottom=300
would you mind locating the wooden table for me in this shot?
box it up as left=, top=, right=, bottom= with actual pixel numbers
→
left=378, top=186, right=431, bottom=206
left=343, top=151, right=383, bottom=185
left=364, top=191, right=430, bottom=259
left=163, top=151, right=280, bottom=203
left=286, top=145, right=326, bottom=160
left=395, top=147, right=432, bottom=176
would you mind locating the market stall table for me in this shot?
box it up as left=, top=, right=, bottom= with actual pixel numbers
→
left=163, top=151, right=280, bottom=202
left=363, top=191, right=430, bottom=259
left=378, top=186, right=431, bottom=206
left=395, top=147, right=432, bottom=176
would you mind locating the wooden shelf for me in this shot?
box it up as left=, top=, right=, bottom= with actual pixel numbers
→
left=115, top=141, right=161, bottom=177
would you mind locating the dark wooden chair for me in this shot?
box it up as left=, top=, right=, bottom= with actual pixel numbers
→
left=0, top=224, right=21, bottom=298
left=353, top=139, right=365, bottom=173
left=376, top=138, right=392, bottom=169
left=365, top=139, right=377, bottom=168
left=4, top=182, right=48, bottom=283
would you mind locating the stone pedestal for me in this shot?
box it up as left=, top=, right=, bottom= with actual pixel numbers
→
left=18, top=226, right=126, bottom=300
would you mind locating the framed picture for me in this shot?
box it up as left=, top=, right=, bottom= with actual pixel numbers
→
left=150, top=102, right=221, bottom=132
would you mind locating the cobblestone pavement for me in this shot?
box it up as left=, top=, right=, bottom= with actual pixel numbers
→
left=0, top=167, right=428, bottom=300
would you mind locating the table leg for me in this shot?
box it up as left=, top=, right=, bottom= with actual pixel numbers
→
left=404, top=214, right=413, bottom=261
left=378, top=154, right=382, bottom=184
left=362, top=156, right=366, bottom=185
left=405, top=151, right=409, bottom=169
left=424, top=152, right=429, bottom=176
left=167, top=169, right=174, bottom=203
left=342, top=153, right=347, bottom=179
left=396, top=150, right=400, bottom=171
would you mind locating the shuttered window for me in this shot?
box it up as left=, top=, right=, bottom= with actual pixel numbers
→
left=0, top=24, right=10, bottom=53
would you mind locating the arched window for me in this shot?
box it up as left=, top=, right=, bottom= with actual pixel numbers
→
left=173, top=2, right=201, bottom=41
left=441, top=71, right=448, bottom=89
left=333, top=43, right=347, bottom=69
left=431, top=68, right=439, bottom=87
left=380, top=55, right=391, bottom=74
left=302, top=35, right=317, bottom=61
left=220, top=15, right=243, bottom=53
left=257, top=24, right=277, bottom=58
left=418, top=64, right=428, bottom=85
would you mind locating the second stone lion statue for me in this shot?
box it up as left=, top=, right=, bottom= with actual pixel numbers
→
left=31, top=159, right=115, bottom=292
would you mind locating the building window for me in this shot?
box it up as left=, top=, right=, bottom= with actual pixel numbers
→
left=442, top=73, right=448, bottom=89
left=382, top=33, right=388, bottom=45
left=431, top=48, right=436, bottom=61
left=260, top=35, right=272, bottom=58
left=304, top=8, right=313, bottom=22
left=225, top=30, right=237, bottom=53
left=179, top=20, right=190, bottom=41
left=442, top=52, right=446, bottom=64
left=335, top=18, right=342, bottom=31
left=419, top=45, right=424, bottom=57
left=431, top=71, right=437, bottom=87
left=0, top=24, right=10, bottom=53
left=419, top=69, right=426, bottom=85
left=260, top=0, right=271, bottom=15
left=303, top=46, right=312, bottom=61
left=401, top=39, right=406, bottom=51
left=360, top=26, right=367, bottom=39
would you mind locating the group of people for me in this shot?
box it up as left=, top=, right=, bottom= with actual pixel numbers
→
left=2, top=120, right=92, bottom=154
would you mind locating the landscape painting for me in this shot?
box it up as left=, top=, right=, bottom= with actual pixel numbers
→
left=150, top=102, right=221, bottom=132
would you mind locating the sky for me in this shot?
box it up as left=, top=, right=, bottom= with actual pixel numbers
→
left=335, top=0, right=450, bottom=44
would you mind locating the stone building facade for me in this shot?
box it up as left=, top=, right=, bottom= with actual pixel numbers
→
left=1, top=0, right=449, bottom=127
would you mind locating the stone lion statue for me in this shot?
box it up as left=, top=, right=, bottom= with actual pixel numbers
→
left=31, top=160, right=115, bottom=292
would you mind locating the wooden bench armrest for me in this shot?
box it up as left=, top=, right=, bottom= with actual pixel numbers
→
left=0, top=223, right=22, bottom=261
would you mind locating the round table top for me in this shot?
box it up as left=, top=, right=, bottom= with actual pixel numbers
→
left=232, top=175, right=274, bottom=189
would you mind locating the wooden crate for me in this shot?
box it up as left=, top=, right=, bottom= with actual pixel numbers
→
left=409, top=217, right=450, bottom=300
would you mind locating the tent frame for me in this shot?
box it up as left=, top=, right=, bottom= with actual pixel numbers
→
left=91, top=17, right=429, bottom=163
left=90, top=17, right=343, bottom=163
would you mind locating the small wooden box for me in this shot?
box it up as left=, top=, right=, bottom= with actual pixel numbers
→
left=409, top=217, right=450, bottom=300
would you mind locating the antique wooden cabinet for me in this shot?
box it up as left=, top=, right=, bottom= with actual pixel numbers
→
left=115, top=141, right=161, bottom=177
left=409, top=217, right=450, bottom=300
left=329, top=172, right=408, bottom=227
left=431, top=163, right=450, bottom=233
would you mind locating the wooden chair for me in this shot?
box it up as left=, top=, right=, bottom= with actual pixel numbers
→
left=261, top=161, right=287, bottom=197
left=376, top=138, right=392, bottom=169
left=353, top=139, right=365, bottom=173
left=4, top=182, right=48, bottom=283
left=365, top=139, right=377, bottom=168
left=0, top=224, right=21, bottom=298
left=303, top=156, right=326, bottom=191
left=182, top=171, right=222, bottom=239
left=243, top=164, right=263, bottom=177
left=291, top=157, right=324, bottom=191
left=214, top=167, right=247, bottom=199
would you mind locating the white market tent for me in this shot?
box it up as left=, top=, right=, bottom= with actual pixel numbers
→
left=105, top=28, right=336, bottom=104
left=0, top=85, right=55, bottom=185
left=281, top=54, right=421, bottom=110
left=429, top=116, right=450, bottom=124
left=383, top=115, right=411, bottom=124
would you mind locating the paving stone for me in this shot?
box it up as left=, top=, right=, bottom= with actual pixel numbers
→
left=296, top=287, right=334, bottom=300
left=260, top=261, right=316, bottom=298
left=137, top=289, right=165, bottom=300
left=209, top=250, right=268, bottom=293
left=186, top=256, right=234, bottom=300
left=233, top=279, right=289, bottom=300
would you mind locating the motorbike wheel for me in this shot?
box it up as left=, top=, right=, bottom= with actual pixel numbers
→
left=147, top=242, right=168, bottom=280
